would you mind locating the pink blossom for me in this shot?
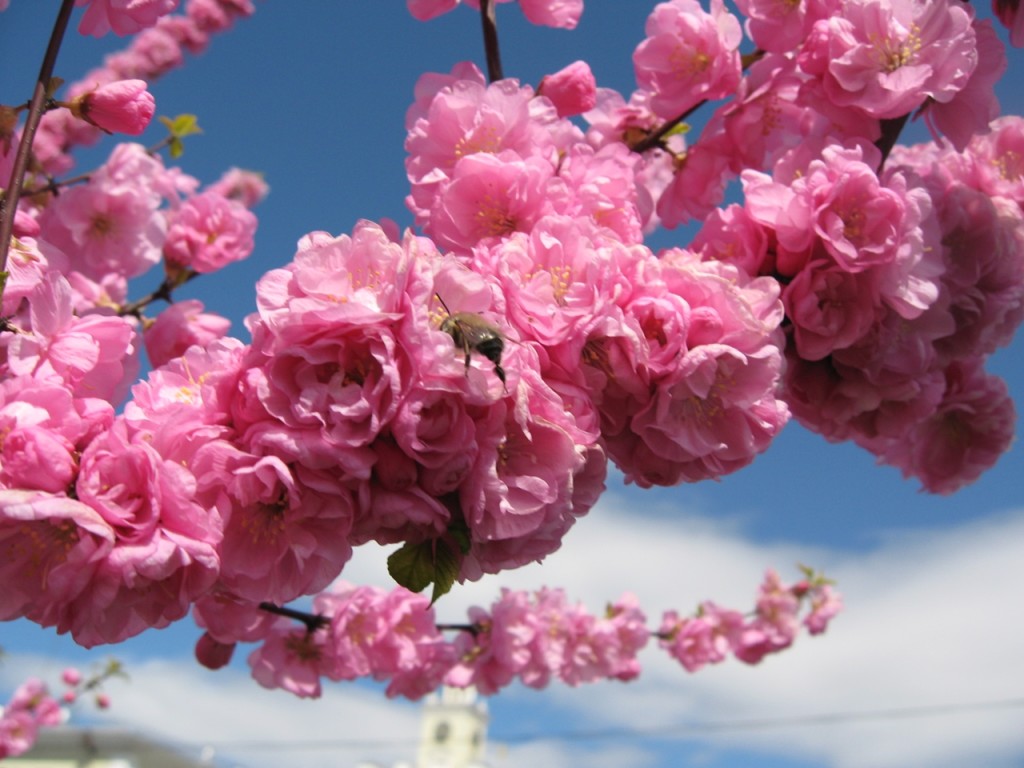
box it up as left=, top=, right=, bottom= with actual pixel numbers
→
left=195, top=631, right=236, bottom=669
left=538, top=60, right=596, bottom=117
left=804, top=583, right=843, bottom=635
left=426, top=153, right=559, bottom=252
left=315, top=583, right=455, bottom=699
left=69, top=79, right=155, bottom=134
left=192, top=446, right=354, bottom=604
left=557, top=144, right=644, bottom=243
left=659, top=603, right=745, bottom=672
left=163, top=190, right=257, bottom=273
left=4, top=273, right=140, bottom=404
left=407, top=0, right=460, bottom=22
left=408, top=0, right=581, bottom=28
left=143, top=299, right=231, bottom=369
left=783, top=259, right=880, bottom=360
left=733, top=0, right=825, bottom=53
left=656, top=135, right=734, bottom=228
left=248, top=618, right=327, bottom=698
left=923, top=20, right=1007, bottom=152
left=67, top=418, right=221, bottom=646
left=446, top=589, right=546, bottom=693
left=405, top=77, right=563, bottom=224
left=76, top=0, right=179, bottom=37
left=0, top=711, right=38, bottom=759
left=39, top=145, right=167, bottom=281
left=205, top=167, right=270, bottom=207
left=931, top=185, right=1024, bottom=361
left=633, top=0, right=743, bottom=120
left=458, top=361, right=603, bottom=578
left=993, top=0, right=1024, bottom=47
left=518, top=0, right=582, bottom=29
left=963, top=116, right=1024, bottom=204
left=0, top=490, right=114, bottom=626
left=800, top=0, right=977, bottom=119
left=880, top=358, right=1016, bottom=494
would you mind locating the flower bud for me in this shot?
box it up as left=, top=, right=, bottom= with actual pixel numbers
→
left=70, top=79, right=155, bottom=135
left=538, top=60, right=597, bottom=117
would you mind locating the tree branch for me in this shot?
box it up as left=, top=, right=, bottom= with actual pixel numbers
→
left=0, top=0, right=76, bottom=276
left=479, top=0, right=504, bottom=83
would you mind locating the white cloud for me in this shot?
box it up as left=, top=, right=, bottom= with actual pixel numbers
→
left=6, top=496, right=1024, bottom=768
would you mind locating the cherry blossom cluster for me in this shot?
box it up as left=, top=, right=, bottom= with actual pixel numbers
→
left=204, top=567, right=838, bottom=701
left=0, top=662, right=117, bottom=759
left=3, top=0, right=1024, bottom=729
left=404, top=0, right=1024, bottom=493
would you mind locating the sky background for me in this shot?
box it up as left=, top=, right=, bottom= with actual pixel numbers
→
left=2, top=2, right=1024, bottom=767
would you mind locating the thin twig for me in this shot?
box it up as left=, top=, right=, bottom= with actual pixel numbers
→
left=258, top=602, right=330, bottom=633
left=479, top=0, right=504, bottom=83
left=0, top=0, right=76, bottom=276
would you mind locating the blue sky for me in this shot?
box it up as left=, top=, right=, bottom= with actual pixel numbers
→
left=2, top=3, right=1024, bottom=768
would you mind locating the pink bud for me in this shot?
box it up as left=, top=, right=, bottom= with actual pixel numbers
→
left=195, top=632, right=236, bottom=670
left=538, top=60, right=597, bottom=117
left=95, top=693, right=111, bottom=710
left=62, top=691, right=78, bottom=704
left=71, top=79, right=155, bottom=135
left=61, top=668, right=83, bottom=687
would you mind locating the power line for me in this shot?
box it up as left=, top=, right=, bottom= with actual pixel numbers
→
left=203, top=696, right=1024, bottom=752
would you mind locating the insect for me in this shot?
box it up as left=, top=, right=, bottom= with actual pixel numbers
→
left=435, top=294, right=507, bottom=390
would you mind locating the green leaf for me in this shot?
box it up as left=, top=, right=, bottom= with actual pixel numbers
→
left=386, top=539, right=463, bottom=604
left=430, top=540, right=460, bottom=604
left=387, top=541, right=437, bottom=594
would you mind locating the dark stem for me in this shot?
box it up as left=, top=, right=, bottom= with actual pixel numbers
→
left=0, top=0, right=76, bottom=276
left=258, top=602, right=329, bottom=633
left=479, top=0, right=504, bottom=83
left=874, top=113, right=911, bottom=172
left=117, top=269, right=199, bottom=317
left=628, top=101, right=704, bottom=154
left=629, top=48, right=766, bottom=155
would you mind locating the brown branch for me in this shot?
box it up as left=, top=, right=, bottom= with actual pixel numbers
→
left=117, top=269, right=199, bottom=318
left=628, top=48, right=766, bottom=155
left=479, top=0, right=504, bottom=83
left=0, top=0, right=76, bottom=276
left=258, top=601, right=330, bottom=633
left=874, top=112, right=911, bottom=172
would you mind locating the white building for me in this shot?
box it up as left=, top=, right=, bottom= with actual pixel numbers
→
left=6, top=727, right=209, bottom=768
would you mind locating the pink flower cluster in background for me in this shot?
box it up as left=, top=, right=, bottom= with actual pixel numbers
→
left=225, top=568, right=837, bottom=701
left=0, top=665, right=116, bottom=759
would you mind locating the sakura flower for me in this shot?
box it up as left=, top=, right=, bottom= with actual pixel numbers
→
left=4, top=273, right=140, bottom=404
left=992, top=0, right=1024, bottom=47
left=799, top=0, right=977, bottom=119
left=922, top=20, right=1007, bottom=152
left=143, top=299, right=231, bottom=369
left=315, top=583, right=455, bottom=699
left=68, top=79, right=155, bottom=135
left=76, top=0, right=180, bottom=37
left=192, top=445, right=355, bottom=604
left=658, top=602, right=744, bottom=672
left=68, top=418, right=221, bottom=646
left=0, top=490, right=114, bottom=626
left=879, top=357, right=1016, bottom=494
left=38, top=145, right=167, bottom=280
left=163, top=190, right=257, bottom=274
left=248, top=617, right=327, bottom=698
left=204, top=167, right=269, bottom=208
left=538, top=60, right=597, bottom=117
left=632, top=0, right=743, bottom=120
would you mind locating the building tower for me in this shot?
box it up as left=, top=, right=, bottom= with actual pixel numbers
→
left=414, top=687, right=489, bottom=768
